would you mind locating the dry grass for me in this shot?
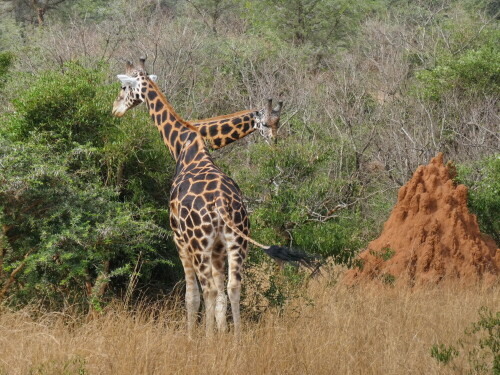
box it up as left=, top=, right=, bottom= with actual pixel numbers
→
left=0, top=273, right=498, bottom=375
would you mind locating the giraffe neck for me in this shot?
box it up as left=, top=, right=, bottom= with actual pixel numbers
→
left=144, top=79, right=200, bottom=160
left=144, top=79, right=216, bottom=171
left=192, top=110, right=257, bottom=149
left=174, top=136, right=217, bottom=177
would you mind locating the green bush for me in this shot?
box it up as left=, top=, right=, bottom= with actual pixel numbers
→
left=0, top=140, right=172, bottom=308
left=465, top=307, right=500, bottom=374
left=292, top=219, right=364, bottom=264
left=431, top=344, right=460, bottom=365
left=4, top=62, right=116, bottom=149
left=417, top=41, right=500, bottom=100
left=0, top=51, right=14, bottom=96
left=0, top=62, right=181, bottom=309
left=456, top=155, right=500, bottom=244
left=2, top=61, right=174, bottom=209
left=0, top=52, right=13, bottom=80
left=431, top=307, right=499, bottom=374
left=228, top=139, right=366, bottom=264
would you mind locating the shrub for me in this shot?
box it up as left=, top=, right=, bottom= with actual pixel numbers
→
left=0, top=51, right=14, bottom=96
left=456, top=155, right=500, bottom=244
left=431, top=306, right=499, bottom=374
left=4, top=62, right=116, bottom=149
left=0, top=51, right=13, bottom=80
left=430, top=344, right=460, bottom=365
left=465, top=307, right=500, bottom=374
left=227, top=139, right=366, bottom=264
left=0, top=62, right=181, bottom=309
left=0, top=140, right=172, bottom=309
left=417, top=41, right=500, bottom=100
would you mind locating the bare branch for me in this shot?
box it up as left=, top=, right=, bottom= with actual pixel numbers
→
left=0, top=249, right=33, bottom=304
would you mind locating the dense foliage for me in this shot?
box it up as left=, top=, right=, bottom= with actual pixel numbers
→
left=457, top=155, right=500, bottom=245
left=0, top=0, right=498, bottom=311
left=0, top=62, right=179, bottom=309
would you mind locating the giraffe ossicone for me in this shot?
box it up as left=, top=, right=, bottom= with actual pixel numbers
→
left=111, top=58, right=317, bottom=337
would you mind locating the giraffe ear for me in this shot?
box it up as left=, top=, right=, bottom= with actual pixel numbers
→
left=117, top=75, right=138, bottom=88
left=148, top=74, right=158, bottom=82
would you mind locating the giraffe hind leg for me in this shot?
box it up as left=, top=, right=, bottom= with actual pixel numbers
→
left=193, top=251, right=218, bottom=337
left=212, top=240, right=228, bottom=332
left=177, top=244, right=200, bottom=337
left=227, top=239, right=246, bottom=337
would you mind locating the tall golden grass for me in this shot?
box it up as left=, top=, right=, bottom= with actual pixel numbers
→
left=0, top=272, right=498, bottom=375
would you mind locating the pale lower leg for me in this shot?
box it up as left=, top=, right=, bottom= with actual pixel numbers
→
left=177, top=245, right=200, bottom=337
left=184, top=268, right=200, bottom=337
left=213, top=264, right=228, bottom=332
left=228, top=283, right=241, bottom=337
left=195, top=254, right=217, bottom=338
left=202, top=282, right=217, bottom=337
left=227, top=251, right=243, bottom=337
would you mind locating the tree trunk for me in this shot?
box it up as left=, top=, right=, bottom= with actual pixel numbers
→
left=0, top=249, right=32, bottom=304
left=37, top=7, right=45, bottom=26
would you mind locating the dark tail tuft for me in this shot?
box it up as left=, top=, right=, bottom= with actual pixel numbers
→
left=264, top=245, right=323, bottom=276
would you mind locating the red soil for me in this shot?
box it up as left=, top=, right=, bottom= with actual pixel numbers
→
left=344, top=153, right=499, bottom=287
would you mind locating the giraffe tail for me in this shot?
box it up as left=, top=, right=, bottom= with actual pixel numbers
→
left=263, top=245, right=323, bottom=275
left=214, top=198, right=322, bottom=274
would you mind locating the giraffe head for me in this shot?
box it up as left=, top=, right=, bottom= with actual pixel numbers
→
left=112, top=58, right=158, bottom=117
left=254, top=98, right=283, bottom=141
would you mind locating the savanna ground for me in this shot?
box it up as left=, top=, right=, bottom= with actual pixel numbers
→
left=1, top=272, right=499, bottom=375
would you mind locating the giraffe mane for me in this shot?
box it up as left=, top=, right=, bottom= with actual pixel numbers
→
left=146, top=78, right=202, bottom=134
left=192, top=109, right=256, bottom=123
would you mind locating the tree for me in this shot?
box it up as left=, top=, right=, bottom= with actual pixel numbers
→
left=186, top=0, right=239, bottom=34
left=247, top=0, right=378, bottom=49
left=0, top=0, right=71, bottom=25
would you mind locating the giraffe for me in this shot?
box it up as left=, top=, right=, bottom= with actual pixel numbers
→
left=112, top=58, right=316, bottom=337
left=190, top=98, right=283, bottom=150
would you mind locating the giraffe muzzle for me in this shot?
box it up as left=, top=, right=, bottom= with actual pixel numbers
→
left=112, top=101, right=127, bottom=117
